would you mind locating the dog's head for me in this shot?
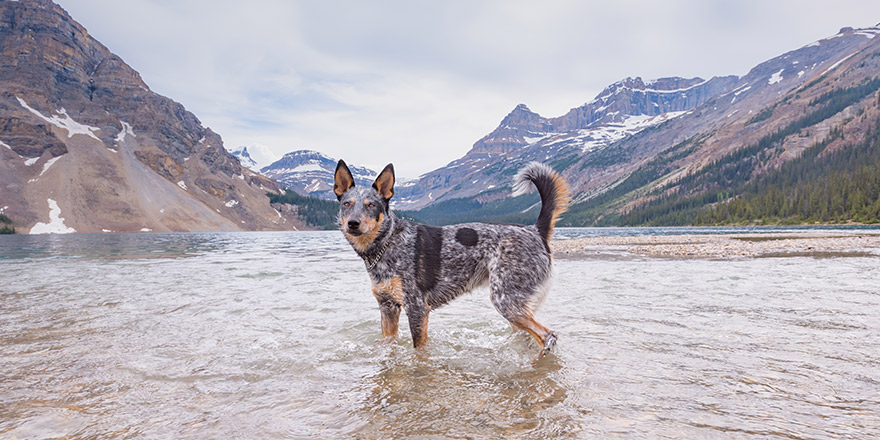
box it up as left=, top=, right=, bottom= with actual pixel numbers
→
left=334, top=160, right=395, bottom=252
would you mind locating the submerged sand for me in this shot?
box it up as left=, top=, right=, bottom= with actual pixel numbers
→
left=552, top=231, right=880, bottom=259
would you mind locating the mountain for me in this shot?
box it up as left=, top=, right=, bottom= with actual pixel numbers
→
left=400, top=25, right=880, bottom=227
left=565, top=25, right=880, bottom=225
left=229, top=146, right=258, bottom=171
left=260, top=150, right=376, bottom=199
left=0, top=0, right=301, bottom=233
left=606, top=26, right=880, bottom=226
left=393, top=75, right=738, bottom=210
left=228, top=144, right=280, bottom=172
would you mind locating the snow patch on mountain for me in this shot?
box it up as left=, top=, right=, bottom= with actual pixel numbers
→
left=535, top=111, right=685, bottom=153
left=115, top=121, right=135, bottom=145
left=17, top=97, right=101, bottom=141
left=821, top=52, right=858, bottom=76
left=768, top=69, right=785, bottom=85
left=29, top=199, right=76, bottom=234
left=39, top=155, right=61, bottom=176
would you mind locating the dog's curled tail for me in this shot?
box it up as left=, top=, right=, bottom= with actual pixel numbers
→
left=512, top=162, right=571, bottom=246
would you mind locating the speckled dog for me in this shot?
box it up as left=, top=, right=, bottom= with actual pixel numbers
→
left=334, top=160, right=570, bottom=356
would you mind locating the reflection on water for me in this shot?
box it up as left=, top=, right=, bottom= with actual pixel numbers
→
left=1, top=230, right=879, bottom=439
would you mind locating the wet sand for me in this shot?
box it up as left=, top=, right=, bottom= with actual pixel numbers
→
left=553, top=231, right=880, bottom=259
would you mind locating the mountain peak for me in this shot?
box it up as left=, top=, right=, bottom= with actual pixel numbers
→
left=500, top=103, right=545, bottom=127
left=229, top=146, right=258, bottom=170
left=260, top=150, right=375, bottom=199
left=0, top=0, right=290, bottom=233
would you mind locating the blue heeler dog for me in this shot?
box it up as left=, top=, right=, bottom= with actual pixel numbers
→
left=334, top=160, right=570, bottom=356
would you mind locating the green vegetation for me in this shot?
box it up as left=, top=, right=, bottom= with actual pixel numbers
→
left=620, top=78, right=880, bottom=225
left=562, top=135, right=704, bottom=226
left=268, top=190, right=422, bottom=229
left=810, top=77, right=880, bottom=107
left=549, top=153, right=580, bottom=173
left=0, top=214, right=14, bottom=234
left=745, top=106, right=774, bottom=125
left=677, top=78, right=880, bottom=196
left=693, top=123, right=880, bottom=224
left=267, top=191, right=339, bottom=230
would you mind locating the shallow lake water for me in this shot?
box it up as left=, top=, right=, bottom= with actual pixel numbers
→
left=1, top=229, right=879, bottom=439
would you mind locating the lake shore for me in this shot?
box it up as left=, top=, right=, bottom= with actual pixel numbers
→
left=552, top=230, right=880, bottom=259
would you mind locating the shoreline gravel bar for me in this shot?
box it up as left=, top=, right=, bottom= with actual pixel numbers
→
left=552, top=231, right=880, bottom=259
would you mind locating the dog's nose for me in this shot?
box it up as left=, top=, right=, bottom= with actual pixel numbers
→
left=347, top=220, right=361, bottom=230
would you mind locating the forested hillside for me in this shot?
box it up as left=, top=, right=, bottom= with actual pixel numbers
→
left=267, top=191, right=339, bottom=230
left=618, top=81, right=880, bottom=225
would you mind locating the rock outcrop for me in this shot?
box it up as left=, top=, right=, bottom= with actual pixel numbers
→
left=0, top=0, right=296, bottom=233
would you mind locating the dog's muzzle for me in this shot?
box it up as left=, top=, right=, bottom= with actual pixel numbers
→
left=347, top=220, right=362, bottom=235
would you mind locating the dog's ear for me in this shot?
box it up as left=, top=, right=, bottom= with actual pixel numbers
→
left=372, top=163, right=395, bottom=201
left=334, top=160, right=355, bottom=200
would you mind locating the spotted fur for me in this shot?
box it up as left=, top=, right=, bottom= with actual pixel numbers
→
left=334, top=160, right=568, bottom=356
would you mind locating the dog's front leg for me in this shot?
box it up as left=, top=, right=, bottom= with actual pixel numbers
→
left=372, top=277, right=404, bottom=341
left=405, top=302, right=430, bottom=349
left=377, top=297, right=401, bottom=340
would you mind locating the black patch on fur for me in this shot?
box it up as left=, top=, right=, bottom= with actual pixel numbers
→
left=455, top=228, right=478, bottom=247
left=415, top=225, right=443, bottom=292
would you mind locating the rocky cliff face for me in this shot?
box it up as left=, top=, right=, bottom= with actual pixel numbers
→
left=0, top=0, right=296, bottom=233
left=260, top=150, right=376, bottom=199
left=467, top=76, right=738, bottom=157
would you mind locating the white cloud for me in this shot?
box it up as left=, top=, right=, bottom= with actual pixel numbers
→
left=57, top=0, right=880, bottom=176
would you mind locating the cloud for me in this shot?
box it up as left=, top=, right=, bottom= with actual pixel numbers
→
left=57, top=0, right=880, bottom=176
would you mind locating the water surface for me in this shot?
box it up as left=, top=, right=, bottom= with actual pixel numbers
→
left=1, top=230, right=879, bottom=439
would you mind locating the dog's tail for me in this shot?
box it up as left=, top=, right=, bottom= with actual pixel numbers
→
left=512, top=162, right=571, bottom=246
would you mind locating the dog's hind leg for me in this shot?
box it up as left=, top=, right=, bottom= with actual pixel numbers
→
left=490, top=275, right=556, bottom=356
left=510, top=313, right=557, bottom=356
left=491, top=290, right=558, bottom=355
left=489, top=259, right=557, bottom=355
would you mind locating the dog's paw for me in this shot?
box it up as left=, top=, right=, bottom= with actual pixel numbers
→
left=540, top=332, right=557, bottom=357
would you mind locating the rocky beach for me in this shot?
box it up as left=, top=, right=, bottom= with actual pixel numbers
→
left=552, top=230, right=880, bottom=259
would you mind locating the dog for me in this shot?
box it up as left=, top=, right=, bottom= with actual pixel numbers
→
left=334, top=160, right=569, bottom=356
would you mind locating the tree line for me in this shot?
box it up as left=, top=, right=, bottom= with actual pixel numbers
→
left=266, top=191, right=339, bottom=229
left=0, top=214, right=13, bottom=234
left=617, top=78, right=880, bottom=225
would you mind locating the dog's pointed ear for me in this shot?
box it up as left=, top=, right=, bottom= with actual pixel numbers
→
left=334, top=160, right=355, bottom=200
left=372, top=163, right=395, bottom=201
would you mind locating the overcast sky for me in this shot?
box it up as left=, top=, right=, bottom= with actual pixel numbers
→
left=57, top=0, right=880, bottom=177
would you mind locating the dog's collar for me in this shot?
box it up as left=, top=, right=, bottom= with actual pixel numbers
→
left=365, top=236, right=393, bottom=270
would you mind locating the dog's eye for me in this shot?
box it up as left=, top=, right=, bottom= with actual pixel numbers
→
left=366, top=202, right=375, bottom=209
left=342, top=201, right=351, bottom=208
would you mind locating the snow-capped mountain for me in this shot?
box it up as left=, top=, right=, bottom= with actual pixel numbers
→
left=393, top=75, right=737, bottom=209
left=260, top=150, right=376, bottom=199
left=230, top=146, right=258, bottom=170
left=399, top=24, right=880, bottom=227
left=228, top=144, right=280, bottom=172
